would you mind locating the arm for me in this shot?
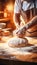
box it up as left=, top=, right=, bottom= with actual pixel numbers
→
left=14, top=13, right=21, bottom=28
left=16, top=16, right=37, bottom=37
left=14, top=0, right=21, bottom=29
left=25, top=16, right=37, bottom=30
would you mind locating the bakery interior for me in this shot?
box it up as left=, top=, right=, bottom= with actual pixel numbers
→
left=0, top=0, right=37, bottom=65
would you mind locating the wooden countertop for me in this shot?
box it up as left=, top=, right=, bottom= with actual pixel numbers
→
left=0, top=36, right=37, bottom=62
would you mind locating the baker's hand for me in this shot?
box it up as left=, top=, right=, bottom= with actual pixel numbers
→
left=16, top=27, right=26, bottom=38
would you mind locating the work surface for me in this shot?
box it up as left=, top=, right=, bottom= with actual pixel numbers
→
left=0, top=36, right=37, bottom=63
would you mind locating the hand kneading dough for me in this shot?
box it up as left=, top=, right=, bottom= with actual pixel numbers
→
left=8, top=37, right=28, bottom=47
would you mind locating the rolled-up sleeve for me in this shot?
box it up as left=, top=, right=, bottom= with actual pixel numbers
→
left=14, top=0, right=21, bottom=13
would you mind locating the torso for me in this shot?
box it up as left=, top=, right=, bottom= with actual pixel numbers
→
left=21, top=0, right=37, bottom=36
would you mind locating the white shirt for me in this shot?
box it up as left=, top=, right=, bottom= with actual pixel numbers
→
left=14, top=0, right=37, bottom=13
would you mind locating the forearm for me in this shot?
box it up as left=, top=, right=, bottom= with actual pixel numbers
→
left=16, top=16, right=37, bottom=33
left=14, top=13, right=21, bottom=28
left=25, top=16, right=37, bottom=30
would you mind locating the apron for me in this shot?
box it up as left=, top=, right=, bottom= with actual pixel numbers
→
left=21, top=0, right=37, bottom=37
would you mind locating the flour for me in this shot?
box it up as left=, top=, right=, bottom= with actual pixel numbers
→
left=7, top=37, right=28, bottom=47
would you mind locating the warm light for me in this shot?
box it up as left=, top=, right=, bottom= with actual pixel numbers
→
left=4, top=12, right=7, bottom=17
left=6, top=3, right=13, bottom=12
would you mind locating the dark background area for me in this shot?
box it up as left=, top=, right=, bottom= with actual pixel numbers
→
left=0, top=0, right=15, bottom=3
left=0, top=59, right=37, bottom=65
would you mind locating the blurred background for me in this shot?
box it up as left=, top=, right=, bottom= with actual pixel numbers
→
left=0, top=0, right=15, bottom=31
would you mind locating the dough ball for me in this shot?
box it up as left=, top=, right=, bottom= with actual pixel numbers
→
left=8, top=37, right=28, bottom=48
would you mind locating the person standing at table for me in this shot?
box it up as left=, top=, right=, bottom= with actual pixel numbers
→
left=14, top=0, right=37, bottom=37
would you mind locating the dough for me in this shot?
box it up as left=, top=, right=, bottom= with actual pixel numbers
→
left=8, top=37, right=28, bottom=48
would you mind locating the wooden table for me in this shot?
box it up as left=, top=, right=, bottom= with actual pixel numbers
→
left=0, top=36, right=37, bottom=63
